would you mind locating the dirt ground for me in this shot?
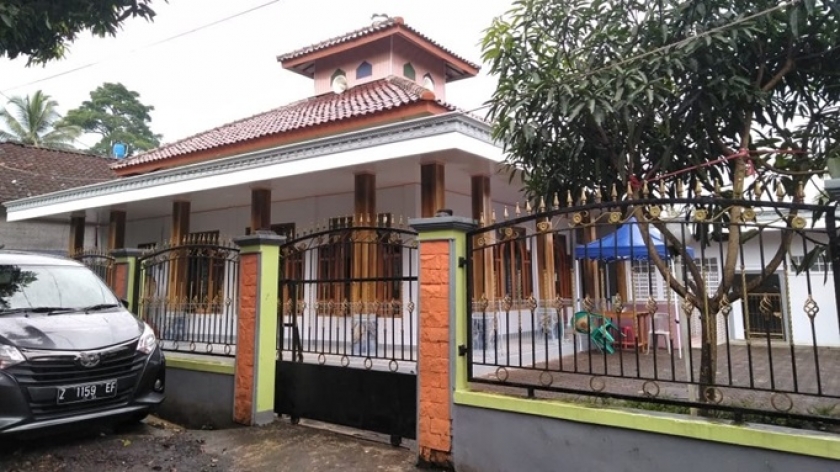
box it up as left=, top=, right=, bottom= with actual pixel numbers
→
left=0, top=417, right=433, bottom=472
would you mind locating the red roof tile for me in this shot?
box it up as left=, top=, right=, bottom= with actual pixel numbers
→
left=113, top=76, right=456, bottom=170
left=0, top=142, right=117, bottom=202
left=276, top=16, right=480, bottom=78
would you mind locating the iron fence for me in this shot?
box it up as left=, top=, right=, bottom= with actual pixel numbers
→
left=72, top=249, right=115, bottom=287
left=465, top=193, right=840, bottom=424
left=136, top=236, right=240, bottom=357
left=277, top=217, right=418, bottom=373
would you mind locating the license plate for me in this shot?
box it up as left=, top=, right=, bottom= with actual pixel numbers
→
left=56, top=379, right=118, bottom=405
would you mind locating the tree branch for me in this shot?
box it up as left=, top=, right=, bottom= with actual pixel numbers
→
left=762, top=55, right=795, bottom=92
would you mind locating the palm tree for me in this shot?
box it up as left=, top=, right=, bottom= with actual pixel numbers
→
left=0, top=90, right=81, bottom=149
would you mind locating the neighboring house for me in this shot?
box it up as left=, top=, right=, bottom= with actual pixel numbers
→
left=0, top=141, right=115, bottom=255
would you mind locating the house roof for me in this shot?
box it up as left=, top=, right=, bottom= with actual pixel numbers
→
left=112, top=75, right=456, bottom=170
left=277, top=16, right=480, bottom=81
left=0, top=142, right=117, bottom=203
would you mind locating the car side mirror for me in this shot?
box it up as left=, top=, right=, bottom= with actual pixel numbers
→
left=120, top=298, right=130, bottom=309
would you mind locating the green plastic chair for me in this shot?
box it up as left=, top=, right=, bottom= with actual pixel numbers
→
left=573, top=311, right=619, bottom=354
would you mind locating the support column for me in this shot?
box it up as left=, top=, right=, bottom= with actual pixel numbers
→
left=232, top=232, right=285, bottom=426
left=354, top=173, right=376, bottom=303
left=108, top=210, right=127, bottom=251
left=171, top=201, right=191, bottom=300
left=421, top=162, right=446, bottom=218
left=410, top=215, right=476, bottom=468
left=536, top=217, right=556, bottom=303
left=471, top=175, right=495, bottom=302
left=111, top=248, right=142, bottom=313
left=250, top=188, right=272, bottom=233
left=171, top=201, right=191, bottom=244
left=69, top=214, right=86, bottom=255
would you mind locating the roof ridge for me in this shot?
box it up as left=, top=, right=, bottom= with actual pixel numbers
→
left=276, top=16, right=479, bottom=71
left=277, top=17, right=400, bottom=61
left=0, top=140, right=115, bottom=160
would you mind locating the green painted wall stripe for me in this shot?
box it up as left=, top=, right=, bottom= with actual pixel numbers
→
left=167, top=356, right=235, bottom=375
left=114, top=256, right=138, bottom=313
left=451, top=233, right=468, bottom=393
left=251, top=244, right=279, bottom=414
left=454, top=390, right=840, bottom=461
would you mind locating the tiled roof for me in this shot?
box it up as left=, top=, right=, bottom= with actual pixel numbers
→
left=113, top=76, right=456, bottom=170
left=0, top=142, right=117, bottom=203
left=276, top=16, right=480, bottom=72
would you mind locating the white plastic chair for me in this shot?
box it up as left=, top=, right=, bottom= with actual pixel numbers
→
left=647, top=313, right=674, bottom=357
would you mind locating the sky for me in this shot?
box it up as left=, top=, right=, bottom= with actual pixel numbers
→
left=0, top=0, right=514, bottom=148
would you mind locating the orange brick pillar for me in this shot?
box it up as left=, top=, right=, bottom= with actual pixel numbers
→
left=111, top=248, right=142, bottom=313
left=233, top=231, right=285, bottom=426
left=410, top=213, right=476, bottom=469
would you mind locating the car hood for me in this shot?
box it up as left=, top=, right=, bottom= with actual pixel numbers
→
left=0, top=310, right=143, bottom=351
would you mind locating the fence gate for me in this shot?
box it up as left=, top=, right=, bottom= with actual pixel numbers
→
left=275, top=220, right=418, bottom=445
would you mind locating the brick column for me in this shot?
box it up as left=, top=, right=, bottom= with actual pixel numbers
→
left=111, top=248, right=143, bottom=312
left=232, top=232, right=285, bottom=426
left=410, top=214, right=476, bottom=468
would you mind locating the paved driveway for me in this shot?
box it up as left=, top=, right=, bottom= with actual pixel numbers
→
left=0, top=417, right=434, bottom=472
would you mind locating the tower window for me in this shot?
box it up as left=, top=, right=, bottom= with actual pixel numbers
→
left=356, top=61, right=372, bottom=79
left=403, top=63, right=416, bottom=81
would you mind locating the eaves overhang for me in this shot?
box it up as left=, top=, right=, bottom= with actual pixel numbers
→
left=4, top=113, right=500, bottom=222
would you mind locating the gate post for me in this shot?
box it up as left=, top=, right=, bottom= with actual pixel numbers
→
left=232, top=231, right=285, bottom=426
left=410, top=213, right=475, bottom=469
left=111, top=248, right=143, bottom=313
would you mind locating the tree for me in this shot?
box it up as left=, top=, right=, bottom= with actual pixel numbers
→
left=482, top=0, right=840, bottom=399
left=62, top=82, right=161, bottom=157
left=0, top=0, right=157, bottom=65
left=0, top=90, right=81, bottom=148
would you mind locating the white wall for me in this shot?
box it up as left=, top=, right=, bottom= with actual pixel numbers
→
left=618, top=230, right=840, bottom=347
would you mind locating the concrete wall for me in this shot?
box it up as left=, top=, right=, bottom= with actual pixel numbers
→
left=452, top=404, right=839, bottom=472
left=0, top=209, right=102, bottom=253
left=156, top=363, right=235, bottom=430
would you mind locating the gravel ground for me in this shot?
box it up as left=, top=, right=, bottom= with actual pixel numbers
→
left=0, top=417, right=434, bottom=472
left=0, top=417, right=227, bottom=472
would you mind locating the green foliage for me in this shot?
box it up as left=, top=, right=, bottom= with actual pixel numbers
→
left=0, top=90, right=81, bottom=148
left=0, top=0, right=157, bottom=65
left=481, top=0, right=840, bottom=201
left=482, top=0, right=840, bottom=398
left=61, top=82, right=161, bottom=157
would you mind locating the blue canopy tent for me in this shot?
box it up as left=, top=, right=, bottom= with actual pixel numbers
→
left=574, top=217, right=694, bottom=261
left=572, top=216, right=692, bottom=357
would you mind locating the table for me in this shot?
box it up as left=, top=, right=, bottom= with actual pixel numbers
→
left=604, top=311, right=650, bottom=352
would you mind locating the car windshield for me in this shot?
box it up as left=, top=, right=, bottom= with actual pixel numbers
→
left=0, top=264, right=119, bottom=313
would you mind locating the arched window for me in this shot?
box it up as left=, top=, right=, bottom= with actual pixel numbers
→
left=356, top=61, right=372, bottom=79
left=403, top=63, right=416, bottom=81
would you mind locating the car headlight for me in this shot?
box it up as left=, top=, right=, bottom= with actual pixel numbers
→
left=0, top=344, right=24, bottom=370
left=136, top=323, right=157, bottom=355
